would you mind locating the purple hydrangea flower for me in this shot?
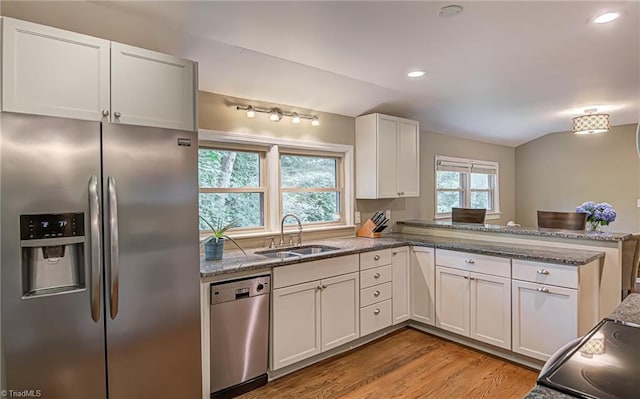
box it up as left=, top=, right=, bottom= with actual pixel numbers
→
left=576, top=201, right=616, bottom=227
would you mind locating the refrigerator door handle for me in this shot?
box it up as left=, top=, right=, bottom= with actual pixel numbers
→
left=89, top=175, right=102, bottom=322
left=107, top=176, right=120, bottom=319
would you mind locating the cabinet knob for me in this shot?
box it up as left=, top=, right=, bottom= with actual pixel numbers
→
left=114, top=112, right=121, bottom=118
left=316, top=286, right=322, bottom=290
left=373, top=309, right=381, bottom=315
left=536, top=269, right=550, bottom=275
left=537, top=287, right=551, bottom=293
left=374, top=273, right=381, bottom=279
left=463, top=276, right=469, bottom=280
left=373, top=290, right=381, bottom=297
left=464, top=259, right=475, bottom=264
left=102, top=109, right=110, bottom=117
left=322, top=284, right=327, bottom=289
left=373, top=255, right=380, bottom=261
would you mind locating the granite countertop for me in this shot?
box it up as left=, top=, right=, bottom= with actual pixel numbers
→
left=201, top=234, right=605, bottom=278
left=398, top=220, right=633, bottom=242
left=524, top=294, right=640, bottom=398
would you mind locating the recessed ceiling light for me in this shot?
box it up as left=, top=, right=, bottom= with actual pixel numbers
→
left=438, top=5, right=464, bottom=18
left=592, top=11, right=621, bottom=24
left=407, top=70, right=426, bottom=78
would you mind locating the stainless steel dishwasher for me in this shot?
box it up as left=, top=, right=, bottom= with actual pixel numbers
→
left=210, top=275, right=270, bottom=399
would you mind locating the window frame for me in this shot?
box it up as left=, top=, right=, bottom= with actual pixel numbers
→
left=279, top=149, right=345, bottom=227
left=198, top=143, right=269, bottom=234
left=199, top=129, right=354, bottom=238
left=434, top=155, right=500, bottom=220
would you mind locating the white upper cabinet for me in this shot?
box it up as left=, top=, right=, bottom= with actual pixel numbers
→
left=2, top=17, right=110, bottom=122
left=355, top=113, right=420, bottom=199
left=111, top=43, right=196, bottom=131
left=2, top=17, right=197, bottom=131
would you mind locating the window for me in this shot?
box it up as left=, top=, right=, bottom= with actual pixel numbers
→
left=198, top=129, right=354, bottom=236
left=435, top=156, right=499, bottom=218
left=198, top=146, right=266, bottom=232
left=280, top=152, right=343, bottom=225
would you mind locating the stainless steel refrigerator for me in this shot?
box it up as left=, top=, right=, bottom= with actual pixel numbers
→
left=0, top=112, right=202, bottom=398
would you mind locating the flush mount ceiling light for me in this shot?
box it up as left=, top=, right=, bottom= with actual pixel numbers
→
left=407, top=70, right=426, bottom=78
left=236, top=105, right=319, bottom=126
left=591, top=11, right=621, bottom=24
left=572, top=108, right=610, bottom=135
left=438, top=5, right=464, bottom=18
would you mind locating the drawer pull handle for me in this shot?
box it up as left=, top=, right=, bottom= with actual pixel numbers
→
left=374, top=290, right=381, bottom=297
left=373, top=309, right=381, bottom=315
left=465, top=259, right=475, bottom=264
left=537, top=287, right=551, bottom=293
left=374, top=255, right=380, bottom=261
left=374, top=273, right=381, bottom=279
left=537, top=269, right=550, bottom=275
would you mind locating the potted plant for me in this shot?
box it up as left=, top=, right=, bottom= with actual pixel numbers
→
left=200, top=216, right=246, bottom=260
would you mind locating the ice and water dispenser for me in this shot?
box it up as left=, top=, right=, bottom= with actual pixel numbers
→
left=20, top=213, right=86, bottom=297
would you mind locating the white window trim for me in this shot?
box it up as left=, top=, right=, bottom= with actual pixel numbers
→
left=199, top=129, right=354, bottom=237
left=434, top=155, right=501, bottom=220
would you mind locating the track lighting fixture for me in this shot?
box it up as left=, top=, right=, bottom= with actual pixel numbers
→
left=236, top=105, right=319, bottom=126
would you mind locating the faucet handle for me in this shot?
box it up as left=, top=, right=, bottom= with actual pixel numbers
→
left=267, top=237, right=276, bottom=248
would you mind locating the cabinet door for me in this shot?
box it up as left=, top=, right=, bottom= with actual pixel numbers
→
left=2, top=17, right=110, bottom=121
left=321, top=273, right=359, bottom=351
left=376, top=114, right=399, bottom=198
left=436, top=266, right=470, bottom=336
left=512, top=280, right=578, bottom=361
left=397, top=119, right=420, bottom=197
left=470, top=272, right=511, bottom=349
left=111, top=42, right=196, bottom=131
left=272, top=281, right=321, bottom=370
left=411, top=247, right=435, bottom=326
left=392, top=247, right=410, bottom=324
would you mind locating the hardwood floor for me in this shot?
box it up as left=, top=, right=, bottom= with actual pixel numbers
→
left=239, top=328, right=537, bottom=399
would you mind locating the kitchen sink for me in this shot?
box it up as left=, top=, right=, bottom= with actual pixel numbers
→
left=256, top=245, right=341, bottom=258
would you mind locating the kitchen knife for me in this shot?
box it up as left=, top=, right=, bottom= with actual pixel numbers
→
left=371, top=211, right=383, bottom=224
left=373, top=224, right=387, bottom=233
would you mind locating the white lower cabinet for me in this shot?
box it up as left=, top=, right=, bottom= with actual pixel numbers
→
left=410, top=246, right=435, bottom=325
left=392, top=247, right=410, bottom=324
left=435, top=262, right=511, bottom=349
left=469, top=272, right=511, bottom=349
left=272, top=281, right=322, bottom=369
left=271, top=255, right=359, bottom=370
left=436, top=266, right=470, bottom=336
left=512, top=280, right=578, bottom=361
left=320, top=273, right=360, bottom=351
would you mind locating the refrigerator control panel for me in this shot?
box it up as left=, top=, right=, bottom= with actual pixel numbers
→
left=20, top=213, right=84, bottom=240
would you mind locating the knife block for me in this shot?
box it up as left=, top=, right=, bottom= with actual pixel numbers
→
left=357, top=219, right=382, bottom=238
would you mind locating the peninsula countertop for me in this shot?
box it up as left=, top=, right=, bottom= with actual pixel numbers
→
left=397, top=220, right=634, bottom=242
left=200, top=233, right=605, bottom=279
left=524, top=294, right=640, bottom=399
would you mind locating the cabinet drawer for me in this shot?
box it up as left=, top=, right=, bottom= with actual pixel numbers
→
left=436, top=249, right=510, bottom=278
left=360, top=265, right=392, bottom=288
left=360, top=249, right=392, bottom=270
left=273, top=255, right=359, bottom=289
left=512, top=260, right=578, bottom=289
left=360, top=282, right=392, bottom=307
left=360, top=299, right=392, bottom=336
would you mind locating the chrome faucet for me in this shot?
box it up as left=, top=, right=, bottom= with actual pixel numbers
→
left=280, top=214, right=302, bottom=246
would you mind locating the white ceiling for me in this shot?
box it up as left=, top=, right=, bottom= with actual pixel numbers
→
left=4, top=1, right=639, bottom=146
